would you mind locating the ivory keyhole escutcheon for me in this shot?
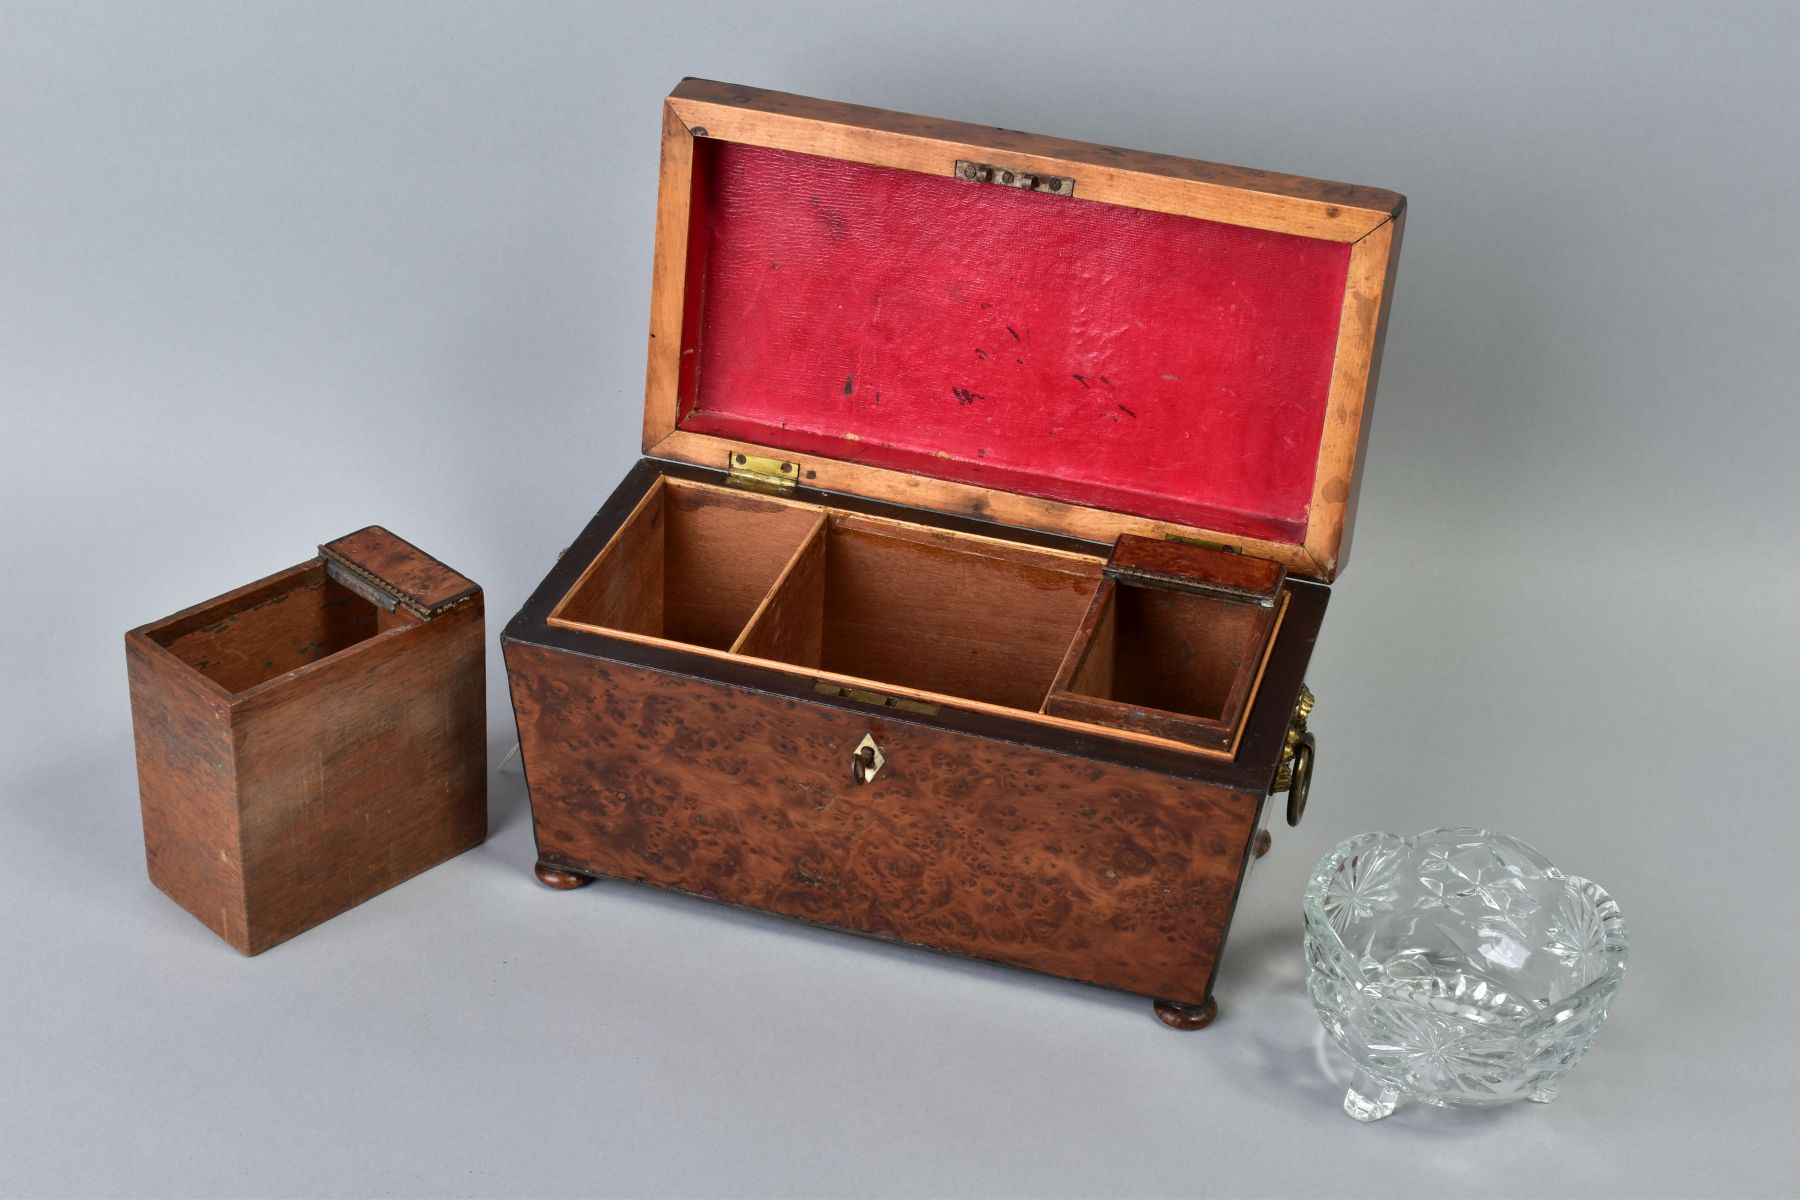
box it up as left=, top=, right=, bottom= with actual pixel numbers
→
left=850, top=733, right=885, bottom=785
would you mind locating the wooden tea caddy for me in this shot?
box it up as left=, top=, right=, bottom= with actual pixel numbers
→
left=127, top=527, right=486, bottom=955
left=503, top=80, right=1404, bottom=1027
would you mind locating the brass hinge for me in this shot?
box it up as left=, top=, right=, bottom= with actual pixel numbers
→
left=320, top=546, right=472, bottom=620
left=1164, top=533, right=1241, bottom=554
left=726, top=452, right=799, bottom=495
left=322, top=558, right=400, bottom=614
left=954, top=160, right=1075, bottom=196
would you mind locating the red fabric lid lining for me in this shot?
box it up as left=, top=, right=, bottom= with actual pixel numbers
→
left=676, top=141, right=1351, bottom=545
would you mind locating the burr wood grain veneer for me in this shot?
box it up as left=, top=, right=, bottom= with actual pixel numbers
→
left=504, top=80, right=1404, bottom=1026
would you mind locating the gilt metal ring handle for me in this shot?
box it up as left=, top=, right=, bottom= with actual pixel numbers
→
left=1271, top=683, right=1316, bottom=826
left=1286, top=732, right=1314, bottom=827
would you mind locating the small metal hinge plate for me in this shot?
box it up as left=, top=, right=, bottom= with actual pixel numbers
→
left=726, top=452, right=799, bottom=495
left=323, top=558, right=400, bottom=614
left=1109, top=565, right=1279, bottom=607
left=814, top=682, right=939, bottom=717
left=1164, top=533, right=1241, bottom=554
left=955, top=160, right=1074, bottom=196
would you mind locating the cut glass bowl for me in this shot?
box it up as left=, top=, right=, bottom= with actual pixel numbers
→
left=1303, top=828, right=1627, bottom=1122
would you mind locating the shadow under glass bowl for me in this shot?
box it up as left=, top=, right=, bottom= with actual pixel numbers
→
left=1303, top=827, right=1628, bottom=1122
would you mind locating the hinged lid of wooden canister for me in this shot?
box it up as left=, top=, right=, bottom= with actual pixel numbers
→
left=320, top=526, right=479, bottom=619
left=641, top=80, right=1405, bottom=582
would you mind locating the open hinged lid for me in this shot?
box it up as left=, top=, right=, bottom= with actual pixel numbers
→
left=642, top=80, right=1404, bottom=582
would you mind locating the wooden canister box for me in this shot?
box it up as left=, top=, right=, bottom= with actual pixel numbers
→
left=125, top=527, right=486, bottom=954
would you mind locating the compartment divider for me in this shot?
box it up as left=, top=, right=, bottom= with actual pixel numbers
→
left=549, top=478, right=821, bottom=651
left=730, top=512, right=829, bottom=662
left=1042, top=580, right=1119, bottom=716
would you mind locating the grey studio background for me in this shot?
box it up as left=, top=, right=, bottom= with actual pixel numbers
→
left=3, top=2, right=1796, bottom=1197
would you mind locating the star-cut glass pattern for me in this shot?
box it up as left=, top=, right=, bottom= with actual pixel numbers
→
left=1317, top=833, right=1406, bottom=935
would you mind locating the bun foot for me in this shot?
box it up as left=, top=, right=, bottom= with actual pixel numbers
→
left=1153, top=996, right=1218, bottom=1030
left=534, top=862, right=592, bottom=890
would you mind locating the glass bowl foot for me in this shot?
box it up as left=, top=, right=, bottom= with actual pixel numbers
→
left=1343, top=1068, right=1401, bottom=1122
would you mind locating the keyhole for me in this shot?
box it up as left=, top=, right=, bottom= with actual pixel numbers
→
left=850, top=735, right=884, bottom=785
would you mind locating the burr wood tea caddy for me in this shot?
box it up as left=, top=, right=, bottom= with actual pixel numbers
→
left=503, top=80, right=1405, bottom=1027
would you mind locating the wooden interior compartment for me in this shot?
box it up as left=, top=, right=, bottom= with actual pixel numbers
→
left=1042, top=580, right=1280, bottom=750
left=734, top=513, right=1103, bottom=712
left=148, top=563, right=419, bottom=695
left=551, top=478, right=823, bottom=650
left=543, top=473, right=1285, bottom=753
